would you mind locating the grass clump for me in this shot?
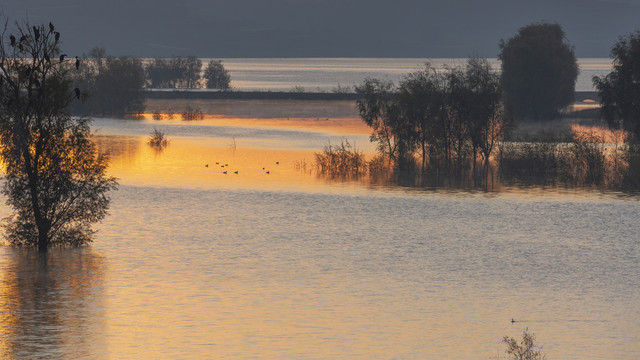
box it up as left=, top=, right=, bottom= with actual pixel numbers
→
left=314, top=140, right=366, bottom=177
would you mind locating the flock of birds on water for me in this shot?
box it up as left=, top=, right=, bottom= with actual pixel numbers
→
left=204, top=161, right=279, bottom=175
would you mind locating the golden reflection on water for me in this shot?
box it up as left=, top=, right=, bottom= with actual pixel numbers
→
left=94, top=134, right=332, bottom=192
left=0, top=248, right=105, bottom=359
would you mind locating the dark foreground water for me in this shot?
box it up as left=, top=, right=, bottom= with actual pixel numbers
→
left=0, top=116, right=638, bottom=359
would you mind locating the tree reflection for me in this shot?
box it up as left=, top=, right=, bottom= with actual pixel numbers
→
left=0, top=248, right=106, bottom=359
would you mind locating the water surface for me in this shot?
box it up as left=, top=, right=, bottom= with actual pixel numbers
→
left=0, top=113, right=638, bottom=359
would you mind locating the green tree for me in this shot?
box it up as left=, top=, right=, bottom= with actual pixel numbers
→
left=499, top=22, right=578, bottom=121
left=204, top=59, right=231, bottom=89
left=593, top=31, right=640, bottom=141
left=0, top=21, right=118, bottom=253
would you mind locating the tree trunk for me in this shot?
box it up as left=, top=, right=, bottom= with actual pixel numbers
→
left=37, top=230, right=48, bottom=253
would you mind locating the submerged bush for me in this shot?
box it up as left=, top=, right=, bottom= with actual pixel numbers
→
left=181, top=105, right=204, bottom=121
left=502, top=329, right=546, bottom=360
left=148, top=128, right=169, bottom=147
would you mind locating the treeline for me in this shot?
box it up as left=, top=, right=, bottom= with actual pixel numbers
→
left=71, top=48, right=231, bottom=117
left=357, top=58, right=503, bottom=171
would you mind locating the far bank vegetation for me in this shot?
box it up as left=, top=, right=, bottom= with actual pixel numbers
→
left=71, top=50, right=232, bottom=118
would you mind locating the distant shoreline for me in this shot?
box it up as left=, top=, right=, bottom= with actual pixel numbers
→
left=145, top=90, right=362, bottom=101
left=146, top=89, right=599, bottom=103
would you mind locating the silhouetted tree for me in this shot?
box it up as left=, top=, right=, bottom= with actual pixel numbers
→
left=0, top=21, right=118, bottom=253
left=145, top=57, right=174, bottom=88
left=459, top=58, right=503, bottom=163
left=397, top=64, right=448, bottom=169
left=499, top=22, right=578, bottom=121
left=395, top=59, right=503, bottom=169
left=146, top=56, right=202, bottom=88
left=204, top=59, right=231, bottom=89
left=73, top=48, right=145, bottom=116
left=593, top=31, right=640, bottom=142
left=179, top=56, right=202, bottom=88
left=71, top=47, right=145, bottom=116
left=357, top=79, right=410, bottom=164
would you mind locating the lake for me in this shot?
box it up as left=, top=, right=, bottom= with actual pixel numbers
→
left=0, top=101, right=639, bottom=359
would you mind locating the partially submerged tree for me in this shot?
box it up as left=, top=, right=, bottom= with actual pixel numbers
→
left=396, top=64, right=447, bottom=168
left=364, top=59, right=503, bottom=171
left=458, top=58, right=503, bottom=163
left=0, top=21, right=118, bottom=252
left=356, top=78, right=407, bottom=164
left=499, top=22, right=578, bottom=121
left=204, top=59, right=231, bottom=89
left=593, top=31, right=640, bottom=142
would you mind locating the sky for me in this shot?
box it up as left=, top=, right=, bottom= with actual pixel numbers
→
left=0, top=0, right=638, bottom=58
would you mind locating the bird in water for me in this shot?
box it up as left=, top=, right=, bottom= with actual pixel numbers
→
left=222, top=171, right=227, bottom=174
left=234, top=171, right=238, bottom=174
left=266, top=171, right=270, bottom=174
left=205, top=164, right=208, bottom=168
left=511, top=318, right=516, bottom=323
